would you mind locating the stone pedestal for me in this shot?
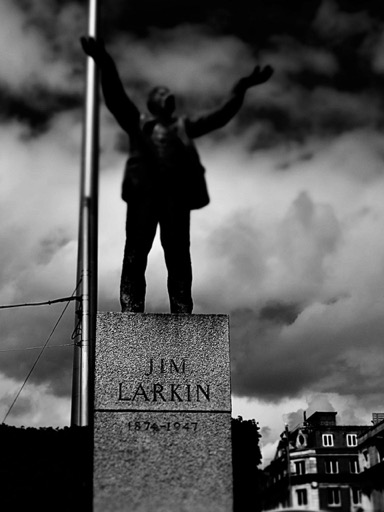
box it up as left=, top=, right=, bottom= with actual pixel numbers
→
left=93, top=313, right=233, bottom=512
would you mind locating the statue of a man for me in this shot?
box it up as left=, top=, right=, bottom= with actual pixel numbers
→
left=81, top=37, right=273, bottom=314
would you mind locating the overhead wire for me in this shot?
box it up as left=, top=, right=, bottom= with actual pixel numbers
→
left=0, top=296, right=80, bottom=310
left=0, top=343, right=74, bottom=353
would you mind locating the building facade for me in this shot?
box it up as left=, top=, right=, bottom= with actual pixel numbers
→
left=263, top=411, right=369, bottom=511
left=357, top=413, right=384, bottom=512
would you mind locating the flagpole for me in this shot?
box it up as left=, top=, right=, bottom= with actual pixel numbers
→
left=71, top=0, right=99, bottom=427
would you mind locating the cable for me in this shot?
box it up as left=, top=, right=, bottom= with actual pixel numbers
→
left=0, top=296, right=80, bottom=310
left=0, top=343, right=74, bottom=353
left=1, top=283, right=81, bottom=424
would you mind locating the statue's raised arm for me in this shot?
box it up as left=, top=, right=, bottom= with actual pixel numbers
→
left=186, top=65, right=274, bottom=139
left=81, top=36, right=105, bottom=63
left=238, top=64, right=274, bottom=88
left=81, top=36, right=140, bottom=133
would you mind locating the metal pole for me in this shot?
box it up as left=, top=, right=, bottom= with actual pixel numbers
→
left=71, top=0, right=99, bottom=426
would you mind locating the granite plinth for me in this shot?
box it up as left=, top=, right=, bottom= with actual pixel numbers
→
left=93, top=313, right=233, bottom=512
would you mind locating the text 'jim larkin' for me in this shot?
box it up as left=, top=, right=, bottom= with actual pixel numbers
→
left=118, top=359, right=211, bottom=403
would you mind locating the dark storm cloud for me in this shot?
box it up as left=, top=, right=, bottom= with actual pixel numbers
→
left=0, top=0, right=85, bottom=130
left=230, top=294, right=384, bottom=402
left=238, top=1, right=384, bottom=146
left=229, top=307, right=318, bottom=400
left=99, top=0, right=323, bottom=42
left=259, top=301, right=300, bottom=325
left=0, top=87, right=81, bottom=131
left=98, top=0, right=384, bottom=93
left=8, top=0, right=384, bottom=142
left=106, top=0, right=384, bottom=147
left=244, top=87, right=383, bottom=150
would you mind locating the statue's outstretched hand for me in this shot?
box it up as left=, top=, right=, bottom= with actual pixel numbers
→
left=80, top=36, right=106, bottom=63
left=245, top=65, right=274, bottom=87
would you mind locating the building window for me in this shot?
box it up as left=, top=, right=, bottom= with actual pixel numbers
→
left=296, top=489, right=308, bottom=506
left=296, top=431, right=307, bottom=448
left=346, top=433, right=357, bottom=446
left=349, top=459, right=359, bottom=474
left=327, top=488, right=341, bottom=507
left=322, top=433, right=334, bottom=446
left=351, top=488, right=362, bottom=505
left=325, top=459, right=339, bottom=474
left=298, top=434, right=305, bottom=445
left=294, top=460, right=306, bottom=475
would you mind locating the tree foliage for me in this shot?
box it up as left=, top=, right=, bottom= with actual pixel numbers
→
left=232, top=416, right=265, bottom=512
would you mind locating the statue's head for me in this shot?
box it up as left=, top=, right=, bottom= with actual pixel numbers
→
left=147, top=86, right=175, bottom=117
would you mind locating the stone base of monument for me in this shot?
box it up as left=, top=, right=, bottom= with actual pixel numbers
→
left=93, top=313, right=233, bottom=512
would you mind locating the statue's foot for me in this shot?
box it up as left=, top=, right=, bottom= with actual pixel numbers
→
left=170, top=304, right=193, bottom=314
left=169, top=293, right=193, bottom=314
left=120, top=295, right=144, bottom=313
left=121, top=305, right=144, bottom=313
left=121, top=307, right=140, bottom=313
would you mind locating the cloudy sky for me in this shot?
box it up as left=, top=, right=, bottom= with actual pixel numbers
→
left=1, top=0, right=384, bottom=465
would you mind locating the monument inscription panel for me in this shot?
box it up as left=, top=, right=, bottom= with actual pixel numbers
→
left=94, top=313, right=233, bottom=512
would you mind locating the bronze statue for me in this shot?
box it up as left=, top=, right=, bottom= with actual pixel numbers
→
left=81, top=37, right=273, bottom=314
